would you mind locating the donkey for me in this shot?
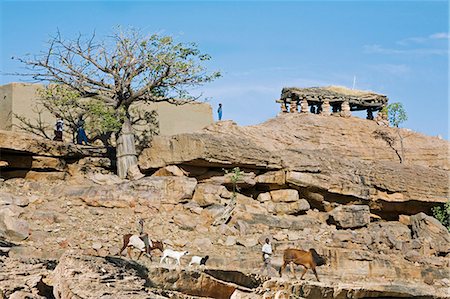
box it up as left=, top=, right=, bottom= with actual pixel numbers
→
left=119, top=233, right=164, bottom=260
left=279, top=248, right=326, bottom=281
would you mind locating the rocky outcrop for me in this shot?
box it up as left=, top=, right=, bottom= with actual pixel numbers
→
left=52, top=176, right=197, bottom=207
left=328, top=205, right=370, bottom=229
left=410, top=213, right=450, bottom=255
left=0, top=130, right=111, bottom=181
left=0, top=130, right=107, bottom=158
left=138, top=115, right=449, bottom=218
left=138, top=122, right=283, bottom=170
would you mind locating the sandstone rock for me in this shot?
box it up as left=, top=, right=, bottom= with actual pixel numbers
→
left=237, top=237, right=258, bottom=248
left=256, top=192, right=271, bottom=202
left=399, top=215, right=411, bottom=226
left=332, top=230, right=353, bottom=242
left=87, top=173, right=124, bottom=185
left=225, top=236, right=237, bottom=246
left=92, top=242, right=102, bottom=250
left=54, top=176, right=197, bottom=207
left=329, top=205, right=370, bottom=229
left=255, top=170, right=286, bottom=186
left=0, top=192, right=32, bottom=208
left=77, top=157, right=111, bottom=168
left=1, top=170, right=66, bottom=181
left=173, top=213, right=199, bottom=230
left=138, top=133, right=283, bottom=171
left=266, top=199, right=310, bottom=215
left=2, top=154, right=66, bottom=171
left=192, top=183, right=231, bottom=207
left=273, top=231, right=288, bottom=241
left=0, top=130, right=107, bottom=158
left=287, top=231, right=303, bottom=241
left=410, top=212, right=450, bottom=254
left=247, top=214, right=321, bottom=230
left=199, top=171, right=257, bottom=188
left=52, top=252, right=156, bottom=298
left=152, top=165, right=186, bottom=177
left=137, top=114, right=448, bottom=219
left=234, top=220, right=250, bottom=235
left=0, top=208, right=29, bottom=241
left=286, top=171, right=326, bottom=189
left=192, top=237, right=213, bottom=249
left=369, top=222, right=411, bottom=250
left=269, top=189, right=299, bottom=202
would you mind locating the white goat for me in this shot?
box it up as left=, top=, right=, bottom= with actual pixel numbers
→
left=160, top=249, right=189, bottom=265
left=189, top=255, right=209, bottom=267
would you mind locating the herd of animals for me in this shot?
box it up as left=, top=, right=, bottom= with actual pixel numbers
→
left=119, top=221, right=327, bottom=281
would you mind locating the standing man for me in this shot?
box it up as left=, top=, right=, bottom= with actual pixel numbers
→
left=76, top=115, right=89, bottom=145
left=261, top=238, right=274, bottom=276
left=53, top=115, right=64, bottom=142
left=217, top=103, right=223, bottom=121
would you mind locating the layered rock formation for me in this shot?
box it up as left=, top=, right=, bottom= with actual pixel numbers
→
left=139, top=114, right=449, bottom=218
left=1, top=114, right=449, bottom=298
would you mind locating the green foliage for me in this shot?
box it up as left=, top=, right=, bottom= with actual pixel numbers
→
left=225, top=167, right=243, bottom=197
left=382, top=102, right=408, bottom=128
left=17, top=85, right=159, bottom=147
left=432, top=201, right=450, bottom=231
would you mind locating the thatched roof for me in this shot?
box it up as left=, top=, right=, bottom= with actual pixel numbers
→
left=278, top=86, right=388, bottom=111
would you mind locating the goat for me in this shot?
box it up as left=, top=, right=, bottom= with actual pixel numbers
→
left=160, top=249, right=189, bottom=266
left=119, top=234, right=164, bottom=260
left=188, top=255, right=209, bottom=267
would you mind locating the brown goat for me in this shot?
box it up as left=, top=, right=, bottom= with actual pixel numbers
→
left=279, top=248, right=326, bottom=281
left=119, top=233, right=164, bottom=260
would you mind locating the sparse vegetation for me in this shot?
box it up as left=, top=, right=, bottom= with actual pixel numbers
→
left=432, top=201, right=450, bottom=231
left=375, top=102, right=408, bottom=163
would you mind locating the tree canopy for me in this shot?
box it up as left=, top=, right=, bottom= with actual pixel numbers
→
left=13, top=28, right=220, bottom=178
left=13, top=28, right=221, bottom=111
left=383, top=102, right=408, bottom=128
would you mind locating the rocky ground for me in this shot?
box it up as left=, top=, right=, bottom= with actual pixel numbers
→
left=1, top=114, right=449, bottom=298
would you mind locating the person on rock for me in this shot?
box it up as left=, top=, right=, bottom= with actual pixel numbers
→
left=261, top=237, right=275, bottom=276
left=53, top=115, right=64, bottom=142
left=137, top=218, right=151, bottom=252
left=217, top=103, right=223, bottom=121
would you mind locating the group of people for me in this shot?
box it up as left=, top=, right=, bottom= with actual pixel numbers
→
left=53, top=114, right=89, bottom=145
left=52, top=103, right=224, bottom=144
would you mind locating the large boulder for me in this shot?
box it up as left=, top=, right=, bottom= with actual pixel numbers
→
left=410, top=212, right=450, bottom=254
left=266, top=200, right=310, bottom=215
left=328, top=205, right=370, bottom=229
left=0, top=207, right=29, bottom=241
left=192, top=183, right=231, bottom=207
left=53, top=176, right=197, bottom=207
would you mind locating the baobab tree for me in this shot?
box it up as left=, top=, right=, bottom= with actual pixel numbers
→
left=13, top=28, right=220, bottom=179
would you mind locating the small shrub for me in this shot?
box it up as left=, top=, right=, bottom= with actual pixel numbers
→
left=432, top=201, right=450, bottom=231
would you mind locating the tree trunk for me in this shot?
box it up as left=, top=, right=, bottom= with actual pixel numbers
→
left=397, top=129, right=405, bottom=164
left=116, top=116, right=143, bottom=180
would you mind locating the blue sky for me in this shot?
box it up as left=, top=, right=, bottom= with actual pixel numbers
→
left=1, top=1, right=448, bottom=138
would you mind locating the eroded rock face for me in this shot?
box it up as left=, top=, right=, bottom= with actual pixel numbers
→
left=52, top=176, right=197, bottom=207
left=52, top=252, right=153, bottom=299
left=410, top=212, right=450, bottom=255
left=137, top=114, right=449, bottom=218
left=328, top=205, right=370, bottom=229
left=192, top=183, right=231, bottom=207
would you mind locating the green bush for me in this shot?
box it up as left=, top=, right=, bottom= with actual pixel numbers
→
left=432, top=201, right=450, bottom=231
